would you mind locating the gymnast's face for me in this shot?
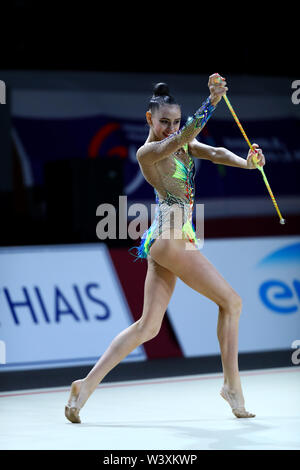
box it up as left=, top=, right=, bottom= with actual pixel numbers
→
left=147, top=104, right=181, bottom=141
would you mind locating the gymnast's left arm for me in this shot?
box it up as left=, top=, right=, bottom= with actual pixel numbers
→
left=189, top=141, right=265, bottom=169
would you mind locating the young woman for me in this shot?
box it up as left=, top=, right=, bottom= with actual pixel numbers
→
left=65, top=73, right=265, bottom=422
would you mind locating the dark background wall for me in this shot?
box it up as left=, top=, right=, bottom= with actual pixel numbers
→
left=2, top=2, right=297, bottom=77
left=0, top=2, right=299, bottom=247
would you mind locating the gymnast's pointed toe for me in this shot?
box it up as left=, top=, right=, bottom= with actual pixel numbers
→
left=65, top=405, right=81, bottom=424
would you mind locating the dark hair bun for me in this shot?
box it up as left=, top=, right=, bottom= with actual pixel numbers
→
left=148, top=82, right=177, bottom=112
left=153, top=82, right=170, bottom=97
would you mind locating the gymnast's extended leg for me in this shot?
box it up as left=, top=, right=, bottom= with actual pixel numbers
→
left=149, top=235, right=255, bottom=418
left=65, top=257, right=177, bottom=423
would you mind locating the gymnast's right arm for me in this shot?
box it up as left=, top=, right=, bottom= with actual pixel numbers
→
left=137, top=74, right=227, bottom=166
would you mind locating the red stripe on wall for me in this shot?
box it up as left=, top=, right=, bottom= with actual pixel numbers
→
left=108, top=247, right=183, bottom=359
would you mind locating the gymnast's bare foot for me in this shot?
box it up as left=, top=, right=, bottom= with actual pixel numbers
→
left=65, top=379, right=91, bottom=423
left=220, top=384, right=256, bottom=418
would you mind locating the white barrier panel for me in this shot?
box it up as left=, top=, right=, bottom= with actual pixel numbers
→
left=0, top=244, right=146, bottom=371
left=168, top=236, right=300, bottom=357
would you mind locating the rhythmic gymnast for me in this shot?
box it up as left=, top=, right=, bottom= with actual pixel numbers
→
left=65, top=73, right=265, bottom=422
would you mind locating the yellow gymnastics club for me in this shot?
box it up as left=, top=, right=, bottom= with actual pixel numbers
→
left=216, top=75, right=285, bottom=225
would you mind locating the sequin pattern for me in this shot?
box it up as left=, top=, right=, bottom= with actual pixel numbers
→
left=134, top=149, right=198, bottom=259
left=132, top=97, right=216, bottom=260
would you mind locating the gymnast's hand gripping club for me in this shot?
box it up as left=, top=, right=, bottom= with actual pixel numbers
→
left=216, top=76, right=286, bottom=225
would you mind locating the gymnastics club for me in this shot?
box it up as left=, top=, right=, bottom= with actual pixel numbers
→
left=216, top=76, right=286, bottom=225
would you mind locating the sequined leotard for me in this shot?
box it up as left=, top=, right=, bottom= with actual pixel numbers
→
left=134, top=96, right=216, bottom=259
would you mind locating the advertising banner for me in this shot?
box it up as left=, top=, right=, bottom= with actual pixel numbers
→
left=0, top=244, right=146, bottom=371
left=0, top=237, right=299, bottom=371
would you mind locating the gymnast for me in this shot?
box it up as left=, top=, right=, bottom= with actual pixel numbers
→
left=65, top=73, right=265, bottom=423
